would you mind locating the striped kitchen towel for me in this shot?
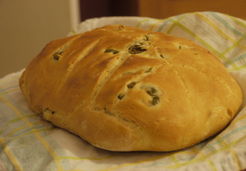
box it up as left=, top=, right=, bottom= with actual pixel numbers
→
left=1, top=12, right=246, bottom=171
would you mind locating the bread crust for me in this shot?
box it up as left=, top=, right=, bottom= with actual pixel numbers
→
left=19, top=25, right=243, bottom=151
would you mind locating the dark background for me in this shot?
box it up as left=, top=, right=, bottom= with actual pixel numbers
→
left=79, top=0, right=138, bottom=21
left=79, top=0, right=246, bottom=21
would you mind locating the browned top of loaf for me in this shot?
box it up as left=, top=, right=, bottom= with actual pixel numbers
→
left=19, top=25, right=243, bottom=151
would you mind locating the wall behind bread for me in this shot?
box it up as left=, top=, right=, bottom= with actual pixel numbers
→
left=0, top=0, right=80, bottom=78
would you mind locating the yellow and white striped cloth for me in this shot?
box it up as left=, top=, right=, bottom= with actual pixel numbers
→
left=1, top=12, right=246, bottom=171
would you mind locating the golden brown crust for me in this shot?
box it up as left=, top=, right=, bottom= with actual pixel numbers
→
left=19, top=25, right=243, bottom=151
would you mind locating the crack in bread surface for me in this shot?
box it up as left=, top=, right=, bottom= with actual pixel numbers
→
left=90, top=52, right=130, bottom=106
left=94, top=107, right=140, bottom=129
left=55, top=39, right=101, bottom=95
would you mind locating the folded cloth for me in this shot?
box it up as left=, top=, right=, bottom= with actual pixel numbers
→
left=1, top=12, right=246, bottom=171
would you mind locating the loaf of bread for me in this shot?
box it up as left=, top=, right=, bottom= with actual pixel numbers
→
left=19, top=25, right=243, bottom=151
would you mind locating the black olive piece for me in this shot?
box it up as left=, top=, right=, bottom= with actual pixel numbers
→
left=160, top=54, right=165, bottom=58
left=104, top=49, right=119, bottom=54
left=127, top=82, right=136, bottom=89
left=128, top=45, right=147, bottom=54
left=117, top=94, right=125, bottom=100
left=53, top=51, right=63, bottom=61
